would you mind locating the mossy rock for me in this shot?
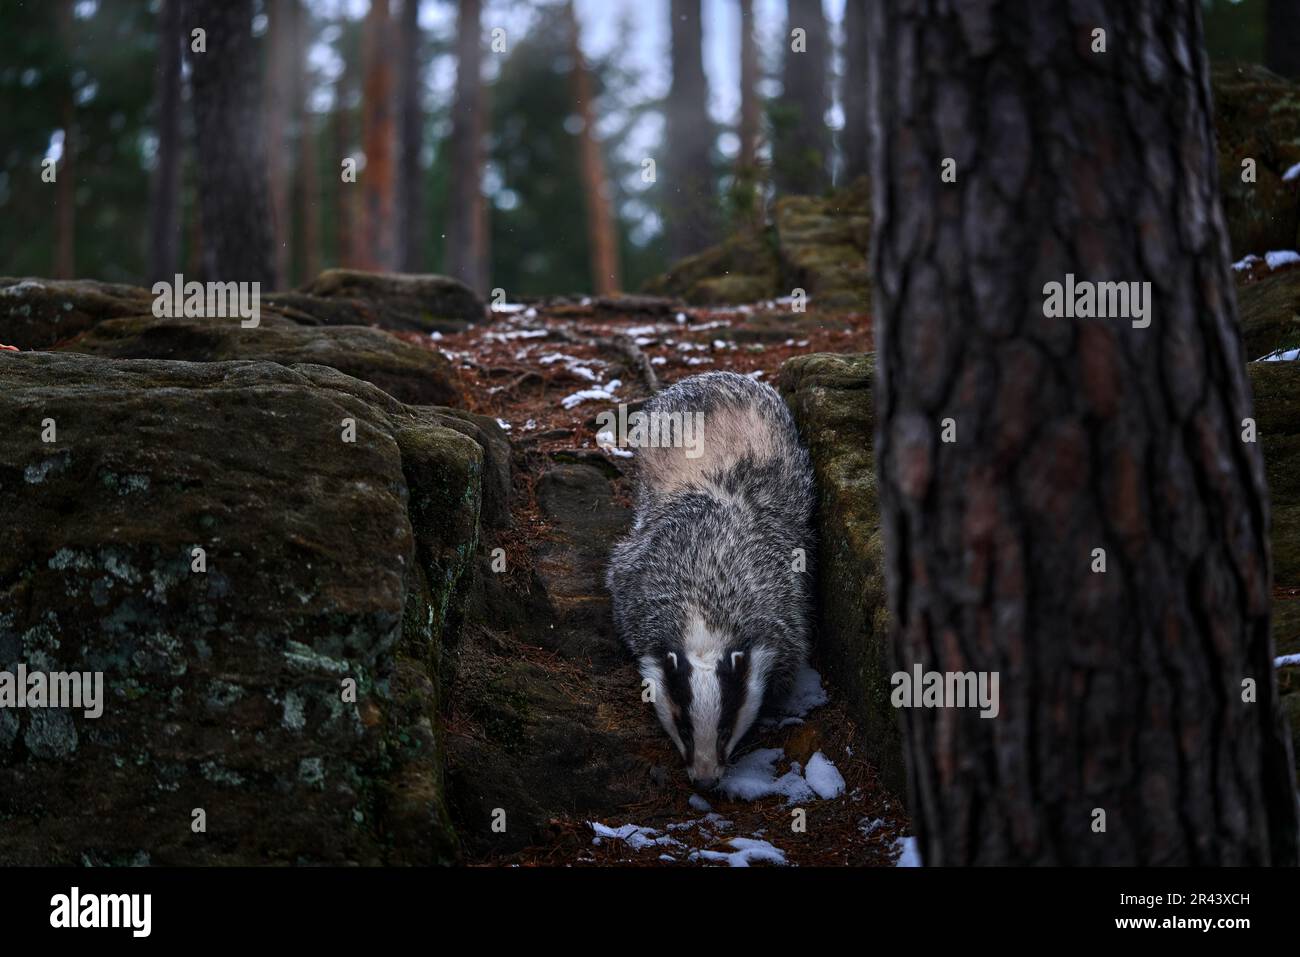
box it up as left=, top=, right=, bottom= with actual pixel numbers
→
left=641, top=228, right=783, bottom=305
left=1211, top=62, right=1300, bottom=257
left=1250, top=360, right=1300, bottom=588
left=0, top=277, right=155, bottom=350
left=0, top=352, right=483, bottom=864
left=298, top=269, right=485, bottom=333
left=1238, top=267, right=1300, bottom=359
left=777, top=352, right=901, bottom=794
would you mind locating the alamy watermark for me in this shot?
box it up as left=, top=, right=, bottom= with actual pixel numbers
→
left=1043, top=273, right=1151, bottom=329
left=0, top=664, right=104, bottom=718
left=595, top=404, right=705, bottom=459
left=891, top=664, right=1000, bottom=719
left=151, top=273, right=260, bottom=328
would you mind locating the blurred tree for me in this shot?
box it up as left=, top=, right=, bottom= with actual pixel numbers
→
left=293, top=1, right=320, bottom=282
left=664, top=0, right=716, bottom=261
left=55, top=0, right=75, bottom=279
left=732, top=0, right=763, bottom=226
left=1266, top=0, right=1300, bottom=78
left=841, top=0, right=867, bottom=182
left=332, top=14, right=363, bottom=269
left=185, top=0, right=276, bottom=286
left=360, top=0, right=396, bottom=271
left=446, top=0, right=489, bottom=292
left=265, top=0, right=298, bottom=285
left=565, top=0, right=621, bottom=295
left=868, top=0, right=1299, bottom=866
left=396, top=0, right=424, bottom=272
left=148, top=0, right=183, bottom=283
left=772, top=0, right=829, bottom=195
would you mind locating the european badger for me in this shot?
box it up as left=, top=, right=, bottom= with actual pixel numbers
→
left=606, top=371, right=814, bottom=788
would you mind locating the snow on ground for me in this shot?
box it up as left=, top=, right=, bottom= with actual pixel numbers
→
left=589, top=814, right=787, bottom=866
left=782, top=665, right=830, bottom=717
left=1260, top=347, right=1300, bottom=362
left=1233, top=250, right=1300, bottom=272
left=690, top=838, right=787, bottom=867
left=805, top=751, right=847, bottom=799
left=894, top=836, right=922, bottom=867
left=561, top=378, right=622, bottom=409
left=590, top=822, right=680, bottom=851
left=1284, top=160, right=1300, bottom=182
left=688, top=794, right=713, bottom=813
left=1276, top=653, right=1300, bottom=667
left=720, top=748, right=817, bottom=803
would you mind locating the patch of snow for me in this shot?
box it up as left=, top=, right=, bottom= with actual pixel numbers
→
left=523, top=419, right=537, bottom=431
left=607, top=447, right=634, bottom=459
left=1284, top=161, right=1300, bottom=182
left=495, top=418, right=512, bottom=432
left=782, top=665, right=829, bottom=717
left=804, top=751, right=846, bottom=800
left=688, top=794, right=712, bottom=813
left=650, top=356, right=667, bottom=365
left=719, top=748, right=816, bottom=804
left=675, top=311, right=688, bottom=324
left=561, top=378, right=621, bottom=410
left=490, top=302, right=528, bottom=314
left=1258, top=347, right=1300, bottom=362
left=689, top=837, right=787, bottom=867
left=589, top=822, right=681, bottom=851
left=634, top=336, right=655, bottom=346
left=1232, top=254, right=1261, bottom=272
left=858, top=817, right=885, bottom=836
left=429, top=331, right=443, bottom=341
left=1265, top=249, right=1300, bottom=270
left=894, top=836, right=922, bottom=867
left=685, top=357, right=713, bottom=365
left=746, top=370, right=765, bottom=380
left=1276, top=653, right=1300, bottom=667
left=624, top=324, right=660, bottom=337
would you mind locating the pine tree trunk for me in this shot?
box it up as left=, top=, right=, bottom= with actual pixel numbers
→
left=186, top=0, right=276, bottom=287
left=773, top=0, right=829, bottom=196
left=265, top=0, right=296, bottom=286
left=840, top=0, right=867, bottom=183
left=360, top=0, right=396, bottom=271
left=148, top=0, right=183, bottom=284
left=396, top=0, right=424, bottom=273
left=1266, top=0, right=1300, bottom=80
left=293, top=0, right=321, bottom=282
left=566, top=1, right=621, bottom=296
left=735, top=0, right=762, bottom=225
left=333, top=28, right=357, bottom=270
left=54, top=0, right=75, bottom=279
left=664, top=0, right=715, bottom=262
left=445, top=0, right=488, bottom=293
left=866, top=0, right=1299, bottom=866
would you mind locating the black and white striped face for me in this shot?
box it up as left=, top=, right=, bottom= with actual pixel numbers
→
left=640, top=613, right=775, bottom=788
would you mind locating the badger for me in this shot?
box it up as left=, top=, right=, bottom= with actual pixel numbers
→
left=606, top=371, right=815, bottom=789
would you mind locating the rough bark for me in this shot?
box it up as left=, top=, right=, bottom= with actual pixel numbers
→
left=841, top=0, right=868, bottom=182
left=735, top=0, right=762, bottom=225
left=1266, top=0, right=1300, bottom=80
left=566, top=1, right=621, bottom=295
left=445, top=0, right=488, bottom=293
left=148, top=0, right=183, bottom=284
left=664, top=0, right=716, bottom=261
left=333, top=24, right=359, bottom=269
left=185, top=0, right=276, bottom=286
left=55, top=0, right=75, bottom=279
left=866, top=0, right=1299, bottom=865
left=773, top=0, right=829, bottom=196
left=360, top=0, right=397, bottom=271
left=396, top=0, right=424, bottom=272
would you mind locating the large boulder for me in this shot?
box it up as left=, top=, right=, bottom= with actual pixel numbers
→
left=0, top=352, right=486, bottom=865
left=1212, top=63, right=1300, bottom=257
left=777, top=352, right=902, bottom=794
left=641, top=229, right=783, bottom=306
left=53, top=313, right=464, bottom=408
left=296, top=269, right=485, bottom=334
left=1237, top=267, right=1300, bottom=359
left=779, top=353, right=1300, bottom=793
left=0, top=278, right=155, bottom=351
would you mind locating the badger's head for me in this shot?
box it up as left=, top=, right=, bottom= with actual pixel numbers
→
left=639, top=611, right=775, bottom=789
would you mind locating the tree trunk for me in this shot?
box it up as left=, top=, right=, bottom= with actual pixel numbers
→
left=360, top=0, right=397, bottom=271
left=566, top=0, right=621, bottom=296
left=333, top=26, right=358, bottom=269
left=293, top=0, right=321, bottom=282
left=186, top=0, right=276, bottom=287
left=396, top=0, right=424, bottom=273
left=734, top=0, right=762, bottom=225
left=1266, top=0, right=1300, bottom=79
left=664, top=0, right=715, bottom=262
left=772, top=0, right=829, bottom=196
left=866, top=0, right=1299, bottom=865
left=840, top=0, right=867, bottom=183
left=55, top=0, right=75, bottom=279
left=148, top=0, right=183, bottom=284
left=445, top=0, right=488, bottom=293
left=265, top=0, right=296, bottom=286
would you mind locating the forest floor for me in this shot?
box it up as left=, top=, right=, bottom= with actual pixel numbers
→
left=397, top=297, right=917, bottom=866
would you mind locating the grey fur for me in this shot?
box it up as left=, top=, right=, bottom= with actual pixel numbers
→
left=606, top=371, right=815, bottom=781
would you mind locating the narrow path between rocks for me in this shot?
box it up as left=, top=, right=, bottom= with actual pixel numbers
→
left=398, top=296, right=915, bottom=865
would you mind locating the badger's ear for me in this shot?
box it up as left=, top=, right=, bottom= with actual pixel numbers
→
left=731, top=651, right=744, bottom=670
left=667, top=651, right=678, bottom=670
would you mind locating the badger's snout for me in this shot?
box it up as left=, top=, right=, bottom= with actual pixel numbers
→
left=688, top=755, right=722, bottom=790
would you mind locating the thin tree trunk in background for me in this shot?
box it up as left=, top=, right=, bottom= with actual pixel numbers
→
left=566, top=0, right=620, bottom=296
left=360, top=0, right=397, bottom=271
left=186, top=0, right=276, bottom=287
left=735, top=0, right=762, bottom=225
left=840, top=0, right=867, bottom=182
left=265, top=0, right=296, bottom=286
left=148, top=0, right=183, bottom=283
left=55, top=0, right=75, bottom=279
left=445, top=0, right=488, bottom=293
left=866, top=0, right=1298, bottom=865
left=664, top=0, right=715, bottom=262
left=293, top=0, right=320, bottom=282
left=1266, top=0, right=1300, bottom=79
left=396, top=0, right=424, bottom=272
left=773, top=0, right=829, bottom=196
left=333, top=31, right=357, bottom=269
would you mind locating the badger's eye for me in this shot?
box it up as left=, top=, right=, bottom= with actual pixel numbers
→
left=666, top=651, right=678, bottom=670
